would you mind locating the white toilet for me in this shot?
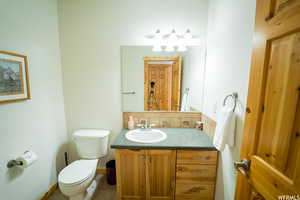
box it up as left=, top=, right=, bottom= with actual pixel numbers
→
left=58, top=129, right=110, bottom=200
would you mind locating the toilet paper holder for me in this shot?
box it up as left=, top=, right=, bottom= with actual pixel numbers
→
left=7, top=150, right=37, bottom=169
left=7, top=160, right=23, bottom=168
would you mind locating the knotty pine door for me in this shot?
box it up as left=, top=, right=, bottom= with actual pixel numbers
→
left=235, top=1, right=300, bottom=199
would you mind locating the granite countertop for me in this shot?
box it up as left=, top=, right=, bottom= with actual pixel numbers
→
left=111, top=128, right=216, bottom=150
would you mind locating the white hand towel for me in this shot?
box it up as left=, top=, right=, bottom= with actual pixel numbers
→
left=213, top=107, right=236, bottom=151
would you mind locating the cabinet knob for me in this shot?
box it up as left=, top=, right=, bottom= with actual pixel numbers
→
left=177, top=167, right=184, bottom=172
left=246, top=107, right=251, bottom=113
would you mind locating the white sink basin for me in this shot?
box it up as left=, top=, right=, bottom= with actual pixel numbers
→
left=125, top=129, right=167, bottom=143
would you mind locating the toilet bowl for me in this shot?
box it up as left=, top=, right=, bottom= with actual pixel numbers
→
left=58, top=129, right=110, bottom=200
left=58, top=159, right=98, bottom=200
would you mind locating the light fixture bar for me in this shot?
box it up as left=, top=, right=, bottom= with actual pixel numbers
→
left=149, top=29, right=194, bottom=52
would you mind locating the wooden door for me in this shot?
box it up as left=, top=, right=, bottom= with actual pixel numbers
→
left=235, top=1, right=300, bottom=199
left=146, top=150, right=176, bottom=200
left=116, top=149, right=146, bottom=200
left=144, top=57, right=182, bottom=111
left=147, top=64, right=173, bottom=111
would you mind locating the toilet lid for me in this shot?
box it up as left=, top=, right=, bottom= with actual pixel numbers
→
left=58, top=159, right=98, bottom=185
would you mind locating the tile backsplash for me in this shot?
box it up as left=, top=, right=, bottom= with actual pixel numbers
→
left=201, top=113, right=217, bottom=138
left=123, top=112, right=201, bottom=128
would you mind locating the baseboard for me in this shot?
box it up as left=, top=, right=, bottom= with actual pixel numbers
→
left=40, top=182, right=58, bottom=200
left=96, top=168, right=106, bottom=174
left=38, top=169, right=105, bottom=200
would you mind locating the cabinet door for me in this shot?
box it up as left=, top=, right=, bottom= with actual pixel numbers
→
left=116, top=149, right=146, bottom=200
left=146, top=150, right=176, bottom=200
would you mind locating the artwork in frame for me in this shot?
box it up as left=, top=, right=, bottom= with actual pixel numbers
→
left=0, top=51, right=30, bottom=103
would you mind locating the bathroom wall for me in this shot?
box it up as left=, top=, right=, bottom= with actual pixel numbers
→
left=0, top=0, right=67, bottom=199
left=58, top=0, right=209, bottom=162
left=203, top=0, right=256, bottom=199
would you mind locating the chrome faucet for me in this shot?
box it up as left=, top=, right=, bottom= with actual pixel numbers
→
left=137, top=119, right=155, bottom=129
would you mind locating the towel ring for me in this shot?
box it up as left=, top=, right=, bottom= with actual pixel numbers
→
left=223, top=92, right=238, bottom=112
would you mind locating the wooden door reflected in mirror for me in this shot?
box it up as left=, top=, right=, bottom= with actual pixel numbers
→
left=144, top=57, right=182, bottom=111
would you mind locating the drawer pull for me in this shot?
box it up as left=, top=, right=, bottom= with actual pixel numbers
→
left=177, top=167, right=184, bottom=172
left=192, top=155, right=203, bottom=160
left=177, top=167, right=208, bottom=174
left=187, top=186, right=205, bottom=194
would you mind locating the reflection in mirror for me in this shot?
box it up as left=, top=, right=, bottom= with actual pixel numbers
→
left=121, top=46, right=206, bottom=112
left=144, top=56, right=181, bottom=111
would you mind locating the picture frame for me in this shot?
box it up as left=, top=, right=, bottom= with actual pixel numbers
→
left=0, top=51, right=31, bottom=103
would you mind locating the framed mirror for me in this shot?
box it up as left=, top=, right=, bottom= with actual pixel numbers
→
left=121, top=46, right=206, bottom=112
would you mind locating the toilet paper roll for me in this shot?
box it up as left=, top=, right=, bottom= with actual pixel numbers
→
left=16, top=151, right=38, bottom=168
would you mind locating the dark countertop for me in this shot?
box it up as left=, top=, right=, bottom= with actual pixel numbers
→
left=111, top=128, right=216, bottom=150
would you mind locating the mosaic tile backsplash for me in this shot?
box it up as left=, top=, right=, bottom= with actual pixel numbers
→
left=123, top=112, right=201, bottom=129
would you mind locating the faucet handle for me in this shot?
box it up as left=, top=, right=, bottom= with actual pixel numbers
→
left=137, top=124, right=144, bottom=129
left=149, top=124, right=156, bottom=129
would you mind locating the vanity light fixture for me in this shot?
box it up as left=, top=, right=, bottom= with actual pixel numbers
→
left=177, top=44, right=187, bottom=52
left=149, top=29, right=195, bottom=52
left=152, top=45, right=162, bottom=52
left=165, top=45, right=175, bottom=52
left=184, top=29, right=193, bottom=43
left=177, top=29, right=192, bottom=52
left=152, top=29, right=163, bottom=52
left=165, top=29, right=177, bottom=52
left=169, top=30, right=178, bottom=44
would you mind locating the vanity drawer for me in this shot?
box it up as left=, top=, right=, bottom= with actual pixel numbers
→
left=176, top=164, right=216, bottom=184
left=175, top=184, right=214, bottom=200
left=177, top=150, right=217, bottom=165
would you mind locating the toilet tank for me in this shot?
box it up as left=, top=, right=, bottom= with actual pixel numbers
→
left=73, top=129, right=110, bottom=159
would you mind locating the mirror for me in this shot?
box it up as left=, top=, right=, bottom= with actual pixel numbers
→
left=121, top=46, right=206, bottom=112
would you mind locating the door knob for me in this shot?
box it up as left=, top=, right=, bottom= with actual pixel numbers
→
left=234, top=159, right=250, bottom=177
left=252, top=190, right=265, bottom=200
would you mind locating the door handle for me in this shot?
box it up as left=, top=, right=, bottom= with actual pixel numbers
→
left=234, top=159, right=250, bottom=177
left=252, top=190, right=265, bottom=200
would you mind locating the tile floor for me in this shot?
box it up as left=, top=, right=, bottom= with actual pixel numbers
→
left=49, top=175, right=117, bottom=200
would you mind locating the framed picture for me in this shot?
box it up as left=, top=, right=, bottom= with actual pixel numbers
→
left=0, top=51, right=30, bottom=103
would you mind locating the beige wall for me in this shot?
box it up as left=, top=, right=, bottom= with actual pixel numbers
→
left=204, top=0, right=256, bottom=199
left=0, top=0, right=67, bottom=199
left=58, top=0, right=209, bottom=163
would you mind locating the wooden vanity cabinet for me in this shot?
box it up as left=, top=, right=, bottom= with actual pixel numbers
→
left=147, top=150, right=176, bottom=200
left=175, top=150, right=218, bottom=200
left=115, top=149, right=218, bottom=200
left=115, top=149, right=147, bottom=199
left=116, top=149, right=176, bottom=200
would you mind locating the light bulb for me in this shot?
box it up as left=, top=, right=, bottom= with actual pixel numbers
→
left=154, top=29, right=161, bottom=40
left=165, top=45, right=175, bottom=52
left=184, top=29, right=193, bottom=40
left=177, top=45, right=187, bottom=52
left=169, top=29, right=177, bottom=43
left=165, top=29, right=177, bottom=52
left=184, top=29, right=193, bottom=46
left=177, top=31, right=187, bottom=52
left=152, top=45, right=162, bottom=52
left=152, top=29, right=162, bottom=52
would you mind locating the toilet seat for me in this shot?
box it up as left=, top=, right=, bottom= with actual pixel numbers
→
left=58, top=159, right=98, bottom=186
